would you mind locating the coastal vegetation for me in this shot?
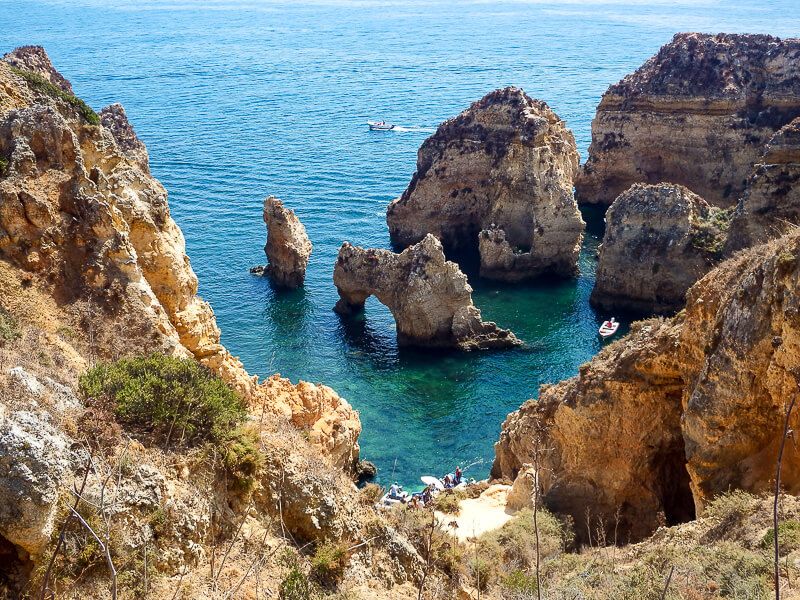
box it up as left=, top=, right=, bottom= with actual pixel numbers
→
left=10, top=66, right=99, bottom=125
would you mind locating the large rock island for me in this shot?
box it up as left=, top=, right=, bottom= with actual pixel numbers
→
left=576, top=33, right=800, bottom=206
left=387, top=87, right=583, bottom=281
left=333, top=234, right=521, bottom=350
left=259, top=195, right=312, bottom=288
left=591, top=183, right=728, bottom=314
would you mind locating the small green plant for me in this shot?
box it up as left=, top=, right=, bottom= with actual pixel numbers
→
left=280, top=550, right=316, bottom=600
left=690, top=207, right=734, bottom=257
left=502, top=569, right=539, bottom=595
left=219, top=425, right=264, bottom=492
left=0, top=308, right=21, bottom=345
left=79, top=353, right=246, bottom=447
left=0, top=156, right=8, bottom=176
left=10, top=66, right=99, bottom=125
left=761, top=520, right=800, bottom=553
left=432, top=491, right=461, bottom=514
left=310, top=541, right=348, bottom=586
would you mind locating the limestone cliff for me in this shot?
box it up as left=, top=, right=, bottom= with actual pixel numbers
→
left=0, top=50, right=359, bottom=470
left=576, top=33, right=800, bottom=207
left=494, top=230, right=800, bottom=541
left=591, top=183, right=729, bottom=314
left=727, top=117, right=800, bottom=252
left=387, top=87, right=583, bottom=281
left=259, top=195, right=312, bottom=288
left=333, top=234, right=521, bottom=350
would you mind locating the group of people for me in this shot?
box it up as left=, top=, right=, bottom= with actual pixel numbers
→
left=385, top=466, right=464, bottom=509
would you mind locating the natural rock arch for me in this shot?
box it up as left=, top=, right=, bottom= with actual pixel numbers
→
left=333, top=235, right=521, bottom=351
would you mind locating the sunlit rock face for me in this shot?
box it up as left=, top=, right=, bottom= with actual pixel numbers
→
left=333, top=234, right=521, bottom=351
left=387, top=86, right=583, bottom=281
left=576, top=33, right=800, bottom=207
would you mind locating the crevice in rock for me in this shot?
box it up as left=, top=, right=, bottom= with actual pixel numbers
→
left=651, top=441, right=696, bottom=526
left=0, top=535, right=32, bottom=597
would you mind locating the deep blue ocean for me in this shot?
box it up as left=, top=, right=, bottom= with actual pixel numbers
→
left=3, top=0, right=798, bottom=487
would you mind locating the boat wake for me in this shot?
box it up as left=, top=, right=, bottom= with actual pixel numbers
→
left=391, top=125, right=436, bottom=133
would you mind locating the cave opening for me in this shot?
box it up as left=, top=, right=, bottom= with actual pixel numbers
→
left=0, top=535, right=31, bottom=598
left=652, top=441, right=696, bottom=526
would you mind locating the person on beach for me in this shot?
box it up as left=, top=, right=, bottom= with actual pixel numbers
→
left=455, top=466, right=462, bottom=484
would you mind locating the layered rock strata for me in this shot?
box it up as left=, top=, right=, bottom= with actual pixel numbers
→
left=333, top=234, right=521, bottom=350
left=727, top=117, right=800, bottom=252
left=387, top=87, right=583, bottom=281
left=494, top=230, right=800, bottom=541
left=591, top=183, right=729, bottom=314
left=576, top=33, right=800, bottom=206
left=0, top=50, right=360, bottom=471
left=259, top=195, right=312, bottom=288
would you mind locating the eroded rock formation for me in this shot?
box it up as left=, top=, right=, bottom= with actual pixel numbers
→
left=494, top=230, right=800, bottom=542
left=387, top=87, right=583, bottom=281
left=576, top=33, right=800, bottom=206
left=591, top=183, right=729, bottom=313
left=0, top=50, right=360, bottom=471
left=333, top=234, right=521, bottom=350
left=727, top=117, right=800, bottom=252
left=259, top=196, right=312, bottom=288
left=1, top=45, right=73, bottom=93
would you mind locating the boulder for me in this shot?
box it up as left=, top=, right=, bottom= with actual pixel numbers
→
left=333, top=234, right=521, bottom=350
left=576, top=33, right=800, bottom=207
left=591, top=183, right=729, bottom=314
left=261, top=196, right=312, bottom=288
left=727, top=117, right=800, bottom=252
left=387, top=87, right=583, bottom=281
left=99, top=103, right=149, bottom=172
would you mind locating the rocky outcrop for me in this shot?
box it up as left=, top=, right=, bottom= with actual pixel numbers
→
left=576, top=33, right=800, bottom=207
left=99, top=103, right=149, bottom=172
left=591, top=183, right=729, bottom=314
left=387, top=87, right=583, bottom=281
left=1, top=46, right=73, bottom=93
left=333, top=234, right=521, bottom=350
left=0, top=49, right=359, bottom=471
left=727, top=117, right=800, bottom=252
left=259, top=196, right=312, bottom=288
left=494, top=230, right=800, bottom=542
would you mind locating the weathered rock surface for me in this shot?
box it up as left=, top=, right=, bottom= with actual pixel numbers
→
left=333, top=234, right=521, bottom=350
left=494, top=230, right=800, bottom=541
left=0, top=49, right=360, bottom=470
left=727, top=117, right=800, bottom=252
left=576, top=33, right=800, bottom=207
left=1, top=45, right=73, bottom=93
left=387, top=87, right=583, bottom=281
left=99, top=103, right=150, bottom=172
left=592, top=183, right=729, bottom=313
left=260, top=196, right=312, bottom=288
left=0, top=406, right=73, bottom=557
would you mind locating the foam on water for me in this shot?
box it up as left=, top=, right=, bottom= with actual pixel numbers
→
left=2, top=0, right=798, bottom=486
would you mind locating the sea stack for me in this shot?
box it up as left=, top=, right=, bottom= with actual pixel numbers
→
left=591, top=183, right=729, bottom=314
left=387, top=87, right=584, bottom=281
left=261, top=196, right=312, bottom=288
left=333, top=234, right=521, bottom=350
left=576, top=33, right=800, bottom=206
left=726, top=117, right=800, bottom=252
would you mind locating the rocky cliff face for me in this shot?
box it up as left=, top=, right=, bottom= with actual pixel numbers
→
left=387, top=87, right=583, bottom=281
left=591, top=183, right=729, bottom=314
left=0, top=51, right=359, bottom=470
left=727, top=117, right=800, bottom=252
left=576, top=33, right=800, bottom=207
left=259, top=196, right=312, bottom=288
left=333, top=234, right=521, bottom=350
left=494, top=230, right=800, bottom=541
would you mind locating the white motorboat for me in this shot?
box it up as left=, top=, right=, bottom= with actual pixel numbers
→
left=368, top=120, right=395, bottom=131
left=598, top=317, right=619, bottom=339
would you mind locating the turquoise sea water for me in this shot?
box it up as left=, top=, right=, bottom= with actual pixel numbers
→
left=3, top=0, right=799, bottom=487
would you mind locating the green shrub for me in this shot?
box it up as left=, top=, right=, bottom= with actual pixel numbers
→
left=0, top=156, right=8, bottom=176
left=433, top=491, right=461, bottom=514
left=310, top=541, right=348, bottom=586
left=358, top=483, right=384, bottom=506
left=79, top=353, right=246, bottom=447
left=690, top=207, right=733, bottom=257
left=502, top=569, right=539, bottom=596
left=10, top=66, right=100, bottom=125
left=761, top=519, right=800, bottom=553
left=0, top=308, right=21, bottom=345
left=280, top=550, right=317, bottom=600
left=220, top=425, right=264, bottom=492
